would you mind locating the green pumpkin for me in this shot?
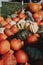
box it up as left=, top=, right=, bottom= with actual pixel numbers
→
left=25, top=46, right=42, bottom=60
left=14, top=29, right=31, bottom=40
left=7, top=29, right=31, bottom=41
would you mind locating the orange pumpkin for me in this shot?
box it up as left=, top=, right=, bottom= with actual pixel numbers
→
left=34, top=33, right=40, bottom=38
left=10, top=38, right=24, bottom=51
left=0, top=21, right=8, bottom=27
left=0, top=60, right=3, bottom=65
left=33, top=11, right=43, bottom=22
left=28, top=2, right=42, bottom=13
left=0, top=33, right=7, bottom=41
left=4, top=23, right=11, bottom=29
left=4, top=28, right=14, bottom=36
left=38, top=11, right=43, bottom=18
left=36, top=21, right=43, bottom=26
left=18, top=13, right=26, bottom=19
left=11, top=25, right=19, bottom=34
left=15, top=50, right=28, bottom=63
left=36, top=21, right=40, bottom=26
left=27, top=34, right=38, bottom=44
left=0, top=40, right=10, bottom=55
left=32, top=13, right=39, bottom=19
left=2, top=53, right=17, bottom=65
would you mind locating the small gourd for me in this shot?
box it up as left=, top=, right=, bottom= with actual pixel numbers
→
left=26, top=11, right=35, bottom=22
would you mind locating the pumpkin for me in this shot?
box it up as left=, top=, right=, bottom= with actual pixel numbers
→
left=18, top=13, right=26, bottom=19
left=6, top=17, right=12, bottom=23
left=11, top=25, right=19, bottom=34
left=9, top=20, right=16, bottom=26
left=29, top=22, right=39, bottom=33
left=38, top=10, right=43, bottom=19
left=24, top=20, right=30, bottom=30
left=0, top=33, right=7, bottom=41
left=27, top=34, right=38, bottom=44
left=0, top=21, right=8, bottom=27
left=2, top=53, right=17, bottom=65
left=33, top=11, right=43, bottom=22
left=0, top=60, right=3, bottom=65
left=7, top=29, right=31, bottom=41
left=16, top=19, right=26, bottom=30
left=34, top=33, right=40, bottom=38
left=10, top=38, right=24, bottom=51
left=13, top=17, right=20, bottom=22
left=26, top=11, right=35, bottom=22
left=25, top=46, right=42, bottom=60
left=0, top=40, right=10, bottom=55
left=15, top=29, right=31, bottom=40
left=4, top=28, right=14, bottom=36
left=28, top=2, right=42, bottom=13
left=36, top=21, right=43, bottom=26
left=15, top=50, right=28, bottom=63
left=27, top=33, right=40, bottom=44
left=17, top=19, right=26, bottom=29
left=4, top=23, right=11, bottom=29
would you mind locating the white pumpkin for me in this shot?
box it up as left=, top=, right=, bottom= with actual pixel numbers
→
left=29, top=22, right=39, bottom=33
left=25, top=20, right=30, bottom=29
left=0, top=27, right=5, bottom=33
left=17, top=19, right=26, bottom=29
left=10, top=20, right=16, bottom=26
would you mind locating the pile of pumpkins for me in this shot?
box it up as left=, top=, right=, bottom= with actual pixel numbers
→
left=0, top=2, right=43, bottom=65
